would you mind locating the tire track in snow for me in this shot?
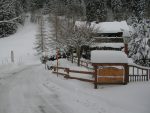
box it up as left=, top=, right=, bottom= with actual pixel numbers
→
left=0, top=64, right=41, bottom=81
left=0, top=64, right=74, bottom=113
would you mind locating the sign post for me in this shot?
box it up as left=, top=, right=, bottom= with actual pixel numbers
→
left=11, top=50, right=14, bottom=63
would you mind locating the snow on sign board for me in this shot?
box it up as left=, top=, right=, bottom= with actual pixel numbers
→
left=91, top=50, right=128, bottom=63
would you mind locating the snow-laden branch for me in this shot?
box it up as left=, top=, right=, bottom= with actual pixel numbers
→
left=0, top=15, right=22, bottom=23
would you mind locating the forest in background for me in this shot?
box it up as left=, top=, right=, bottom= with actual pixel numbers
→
left=1, top=0, right=150, bottom=38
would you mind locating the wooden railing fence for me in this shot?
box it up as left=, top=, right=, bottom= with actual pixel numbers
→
left=68, top=57, right=150, bottom=82
left=52, top=66, right=94, bottom=82
left=68, top=57, right=93, bottom=69
left=128, top=65, right=150, bottom=82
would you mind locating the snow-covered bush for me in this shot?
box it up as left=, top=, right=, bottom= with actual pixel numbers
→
left=129, top=18, right=150, bottom=66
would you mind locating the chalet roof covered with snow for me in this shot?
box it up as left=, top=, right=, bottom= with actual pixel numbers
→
left=75, top=21, right=130, bottom=37
left=91, top=50, right=128, bottom=63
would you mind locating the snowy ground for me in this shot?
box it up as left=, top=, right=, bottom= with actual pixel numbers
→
left=0, top=17, right=150, bottom=113
left=0, top=16, right=40, bottom=65
left=0, top=61, right=150, bottom=113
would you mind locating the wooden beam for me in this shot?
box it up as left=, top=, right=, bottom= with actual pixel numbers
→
left=94, top=37, right=124, bottom=43
left=52, top=71, right=69, bottom=77
left=92, top=63, right=127, bottom=66
left=69, top=70, right=94, bottom=75
left=52, top=66, right=69, bottom=70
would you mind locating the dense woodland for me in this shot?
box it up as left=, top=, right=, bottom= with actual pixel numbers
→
left=0, top=0, right=150, bottom=66
left=1, top=0, right=150, bottom=37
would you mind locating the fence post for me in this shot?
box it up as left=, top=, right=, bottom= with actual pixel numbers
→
left=124, top=64, right=129, bottom=84
left=11, top=50, right=14, bottom=63
left=54, top=67, right=56, bottom=71
left=149, top=69, right=150, bottom=80
left=66, top=68, right=69, bottom=76
left=94, top=66, right=98, bottom=89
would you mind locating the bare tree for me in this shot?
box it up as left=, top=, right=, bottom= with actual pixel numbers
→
left=70, top=25, right=94, bottom=66
left=49, top=16, right=94, bottom=66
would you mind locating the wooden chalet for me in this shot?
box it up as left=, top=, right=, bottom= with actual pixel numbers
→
left=75, top=21, right=131, bottom=87
left=75, top=21, right=130, bottom=59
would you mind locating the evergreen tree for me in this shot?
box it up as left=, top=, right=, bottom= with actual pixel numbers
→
left=47, top=0, right=66, bottom=16
left=86, top=0, right=107, bottom=22
left=111, top=0, right=123, bottom=21
left=29, top=0, right=45, bottom=12
left=35, top=16, right=49, bottom=55
left=19, top=0, right=29, bottom=12
left=129, top=18, right=150, bottom=66
left=95, top=0, right=107, bottom=22
left=15, top=0, right=25, bottom=24
left=132, top=0, right=145, bottom=21
left=86, top=1, right=96, bottom=22
left=0, top=0, right=22, bottom=38
left=144, top=0, right=150, bottom=18
left=65, top=0, right=86, bottom=20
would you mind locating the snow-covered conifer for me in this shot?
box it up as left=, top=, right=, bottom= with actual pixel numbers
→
left=86, top=0, right=107, bottom=22
left=111, top=0, right=123, bottom=20
left=34, top=16, right=49, bottom=55
left=0, top=0, right=25, bottom=38
left=129, top=19, right=150, bottom=66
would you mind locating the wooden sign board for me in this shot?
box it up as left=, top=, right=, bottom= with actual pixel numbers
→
left=97, top=67, right=124, bottom=84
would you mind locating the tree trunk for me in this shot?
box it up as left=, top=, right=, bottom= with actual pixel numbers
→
left=77, top=46, right=81, bottom=66
left=71, top=49, right=73, bottom=63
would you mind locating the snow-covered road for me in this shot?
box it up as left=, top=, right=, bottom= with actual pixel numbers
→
left=0, top=64, right=73, bottom=113
left=0, top=63, right=106, bottom=113
left=0, top=63, right=149, bottom=113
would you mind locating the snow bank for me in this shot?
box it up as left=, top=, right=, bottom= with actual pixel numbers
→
left=91, top=50, right=128, bottom=63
